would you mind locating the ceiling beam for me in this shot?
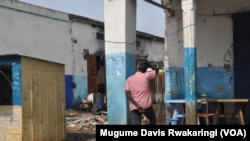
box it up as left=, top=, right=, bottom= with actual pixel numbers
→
left=144, top=0, right=168, bottom=10
left=144, top=0, right=174, bottom=17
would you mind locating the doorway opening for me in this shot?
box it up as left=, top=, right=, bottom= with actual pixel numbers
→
left=87, top=53, right=106, bottom=111
left=0, top=66, right=12, bottom=105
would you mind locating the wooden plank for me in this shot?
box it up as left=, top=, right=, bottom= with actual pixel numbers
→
left=55, top=73, right=65, bottom=141
left=47, top=72, right=57, bottom=141
left=208, top=99, right=250, bottom=103
left=21, top=57, right=65, bottom=141
left=31, top=72, right=42, bottom=141
left=21, top=70, right=33, bottom=141
left=41, top=71, right=49, bottom=141
left=22, top=57, right=64, bottom=72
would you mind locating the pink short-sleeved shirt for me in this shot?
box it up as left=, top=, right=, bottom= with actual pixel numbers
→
left=125, top=70, right=156, bottom=111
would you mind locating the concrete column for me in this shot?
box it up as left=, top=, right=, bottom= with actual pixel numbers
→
left=182, top=0, right=197, bottom=125
left=164, top=16, right=181, bottom=123
left=104, top=0, right=136, bottom=124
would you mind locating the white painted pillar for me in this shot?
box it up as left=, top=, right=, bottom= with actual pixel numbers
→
left=104, top=0, right=136, bottom=124
left=182, top=0, right=197, bottom=125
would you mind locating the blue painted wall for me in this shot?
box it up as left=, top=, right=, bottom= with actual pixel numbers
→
left=184, top=48, right=197, bottom=104
left=65, top=75, right=73, bottom=108
left=65, top=75, right=88, bottom=109
left=12, top=59, right=22, bottom=105
left=0, top=56, right=21, bottom=105
left=106, top=52, right=136, bottom=124
left=164, top=67, right=185, bottom=103
left=165, top=66, right=234, bottom=101
left=196, top=67, right=234, bottom=98
left=72, top=76, right=88, bottom=106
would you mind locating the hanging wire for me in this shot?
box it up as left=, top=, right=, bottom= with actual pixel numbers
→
left=0, top=70, right=12, bottom=86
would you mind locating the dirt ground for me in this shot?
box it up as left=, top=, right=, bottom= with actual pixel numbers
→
left=65, top=109, right=107, bottom=141
left=64, top=101, right=165, bottom=141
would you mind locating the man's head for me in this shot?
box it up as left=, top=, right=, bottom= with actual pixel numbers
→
left=137, top=62, right=149, bottom=73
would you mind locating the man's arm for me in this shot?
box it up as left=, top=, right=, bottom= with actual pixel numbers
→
left=125, top=90, right=144, bottom=112
left=146, top=62, right=159, bottom=75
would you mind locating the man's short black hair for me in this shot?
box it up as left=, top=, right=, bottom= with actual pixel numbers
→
left=138, top=62, right=148, bottom=73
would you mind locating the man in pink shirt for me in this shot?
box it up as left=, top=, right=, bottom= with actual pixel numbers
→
left=125, top=61, right=159, bottom=125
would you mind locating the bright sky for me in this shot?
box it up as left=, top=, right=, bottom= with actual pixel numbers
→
left=19, top=0, right=165, bottom=37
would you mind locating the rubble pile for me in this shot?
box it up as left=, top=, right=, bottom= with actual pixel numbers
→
left=65, top=110, right=108, bottom=132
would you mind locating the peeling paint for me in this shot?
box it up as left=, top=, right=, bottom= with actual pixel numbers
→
left=223, top=46, right=233, bottom=62
left=208, top=64, right=213, bottom=68
left=223, top=64, right=231, bottom=71
left=185, top=102, right=197, bottom=125
left=165, top=66, right=234, bottom=99
left=216, top=87, right=224, bottom=93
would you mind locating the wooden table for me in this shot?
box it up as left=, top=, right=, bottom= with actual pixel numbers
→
left=165, top=98, right=250, bottom=125
left=208, top=98, right=250, bottom=125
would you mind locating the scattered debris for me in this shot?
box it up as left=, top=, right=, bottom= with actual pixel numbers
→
left=66, top=110, right=108, bottom=132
